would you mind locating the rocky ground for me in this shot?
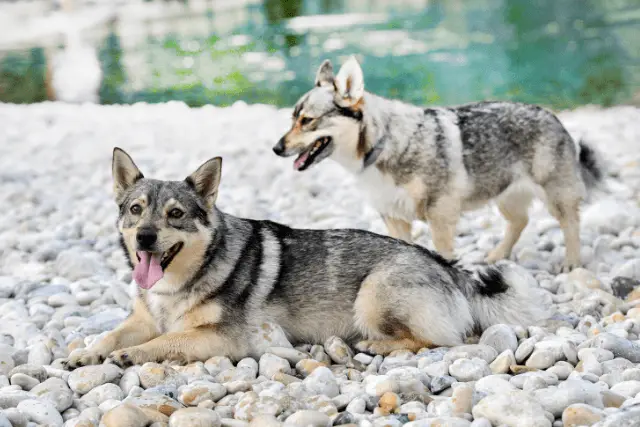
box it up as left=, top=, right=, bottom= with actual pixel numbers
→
left=0, top=101, right=639, bottom=427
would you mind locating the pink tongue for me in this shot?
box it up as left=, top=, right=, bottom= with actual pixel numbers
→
left=294, top=152, right=309, bottom=170
left=133, top=252, right=164, bottom=289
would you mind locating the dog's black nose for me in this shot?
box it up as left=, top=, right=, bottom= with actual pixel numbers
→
left=136, top=228, right=157, bottom=249
left=273, top=138, right=285, bottom=156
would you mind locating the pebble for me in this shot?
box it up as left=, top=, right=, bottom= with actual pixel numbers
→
left=259, top=353, right=291, bottom=378
left=562, top=403, right=604, bottom=427
left=168, top=407, right=221, bottom=427
left=304, top=367, right=340, bottom=398
left=30, top=377, right=74, bottom=412
left=1, top=104, right=640, bottom=427
left=489, top=349, right=516, bottom=374
left=68, top=364, right=123, bottom=394
left=285, top=410, right=331, bottom=426
left=449, top=358, right=491, bottom=382
left=472, top=390, right=552, bottom=427
left=479, top=324, right=518, bottom=354
left=178, top=380, right=227, bottom=405
left=17, top=398, right=64, bottom=427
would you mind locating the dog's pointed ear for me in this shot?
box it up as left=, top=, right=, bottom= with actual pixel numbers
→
left=112, top=147, right=143, bottom=203
left=334, top=55, right=364, bottom=107
left=186, top=157, right=222, bottom=209
left=315, top=59, right=334, bottom=87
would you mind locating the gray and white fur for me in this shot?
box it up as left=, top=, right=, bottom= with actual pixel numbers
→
left=273, top=56, right=605, bottom=272
left=64, top=148, right=548, bottom=368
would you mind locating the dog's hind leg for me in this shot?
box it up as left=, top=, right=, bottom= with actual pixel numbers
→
left=383, top=215, right=412, bottom=242
left=353, top=272, right=439, bottom=355
left=426, top=197, right=460, bottom=260
left=486, top=189, right=533, bottom=263
left=543, top=180, right=583, bottom=272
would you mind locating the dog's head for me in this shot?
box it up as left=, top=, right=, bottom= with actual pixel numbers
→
left=112, top=148, right=221, bottom=291
left=273, top=56, right=367, bottom=171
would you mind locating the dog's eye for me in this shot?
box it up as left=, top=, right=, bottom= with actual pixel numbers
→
left=130, top=204, right=142, bottom=215
left=300, top=117, right=313, bottom=126
left=168, top=208, right=184, bottom=219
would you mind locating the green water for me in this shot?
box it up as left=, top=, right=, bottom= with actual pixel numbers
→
left=2, top=0, right=639, bottom=109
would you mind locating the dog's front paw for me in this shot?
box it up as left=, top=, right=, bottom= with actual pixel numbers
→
left=62, top=348, right=106, bottom=370
left=561, top=260, right=581, bottom=274
left=109, top=347, right=151, bottom=368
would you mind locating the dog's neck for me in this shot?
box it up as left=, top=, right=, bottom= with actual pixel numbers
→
left=356, top=92, right=424, bottom=172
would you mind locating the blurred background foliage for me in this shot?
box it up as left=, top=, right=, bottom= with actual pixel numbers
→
left=0, top=0, right=638, bottom=109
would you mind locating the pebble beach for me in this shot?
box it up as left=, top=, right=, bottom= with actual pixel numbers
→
left=0, top=101, right=639, bottom=427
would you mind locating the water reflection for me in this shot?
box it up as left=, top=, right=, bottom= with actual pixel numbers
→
left=0, top=0, right=637, bottom=108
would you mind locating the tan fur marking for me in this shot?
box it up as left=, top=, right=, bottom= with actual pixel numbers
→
left=382, top=215, right=412, bottom=243
left=182, top=301, right=224, bottom=329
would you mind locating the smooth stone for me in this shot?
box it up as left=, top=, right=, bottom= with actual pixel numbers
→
left=258, top=353, right=291, bottom=379
left=324, top=336, right=354, bottom=365
left=363, top=375, right=399, bottom=398
left=472, top=390, right=551, bottom=427
left=430, top=375, right=456, bottom=393
left=303, top=367, right=339, bottom=398
left=610, top=380, right=640, bottom=398
left=233, top=392, right=282, bottom=421
left=451, top=383, right=473, bottom=415
left=476, top=375, right=517, bottom=395
left=490, top=349, right=516, bottom=374
left=119, top=368, right=141, bottom=395
left=284, top=410, right=331, bottom=427
left=526, top=349, right=556, bottom=370
left=479, top=324, right=518, bottom=354
left=3, top=408, right=28, bottom=427
left=10, top=373, right=40, bottom=391
left=592, top=333, right=640, bottom=362
left=0, top=389, right=35, bottom=409
left=178, top=381, right=227, bottom=406
left=124, top=393, right=182, bottom=418
left=17, top=399, right=64, bottom=427
left=68, top=364, right=123, bottom=395
left=80, top=383, right=124, bottom=406
left=444, top=345, right=498, bottom=364
left=448, top=358, right=491, bottom=382
left=30, top=377, right=74, bottom=412
left=9, top=364, right=47, bottom=382
left=102, top=403, right=168, bottom=427
left=168, top=407, right=221, bottom=427
left=515, top=338, right=537, bottom=364
left=27, top=342, right=52, bottom=366
left=139, top=363, right=186, bottom=389
left=561, top=403, right=604, bottom=427
left=404, top=417, right=471, bottom=427
left=533, top=379, right=604, bottom=417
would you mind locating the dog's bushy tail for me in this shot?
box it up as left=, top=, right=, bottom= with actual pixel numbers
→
left=577, top=140, right=605, bottom=191
left=468, top=263, right=550, bottom=331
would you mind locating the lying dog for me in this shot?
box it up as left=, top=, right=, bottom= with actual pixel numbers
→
left=64, top=148, right=547, bottom=368
left=273, top=56, right=604, bottom=272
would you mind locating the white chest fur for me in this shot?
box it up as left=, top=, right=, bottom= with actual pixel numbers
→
left=356, top=167, right=417, bottom=221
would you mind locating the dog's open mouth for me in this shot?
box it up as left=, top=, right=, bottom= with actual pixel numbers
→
left=133, top=242, right=183, bottom=289
left=293, top=136, right=332, bottom=171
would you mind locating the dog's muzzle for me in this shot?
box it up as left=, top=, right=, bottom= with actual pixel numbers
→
left=273, top=137, right=286, bottom=156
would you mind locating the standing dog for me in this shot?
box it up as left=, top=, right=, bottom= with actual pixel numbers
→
left=273, top=56, right=604, bottom=272
left=64, top=148, right=546, bottom=368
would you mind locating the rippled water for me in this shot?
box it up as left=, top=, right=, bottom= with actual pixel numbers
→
left=1, top=0, right=639, bottom=108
